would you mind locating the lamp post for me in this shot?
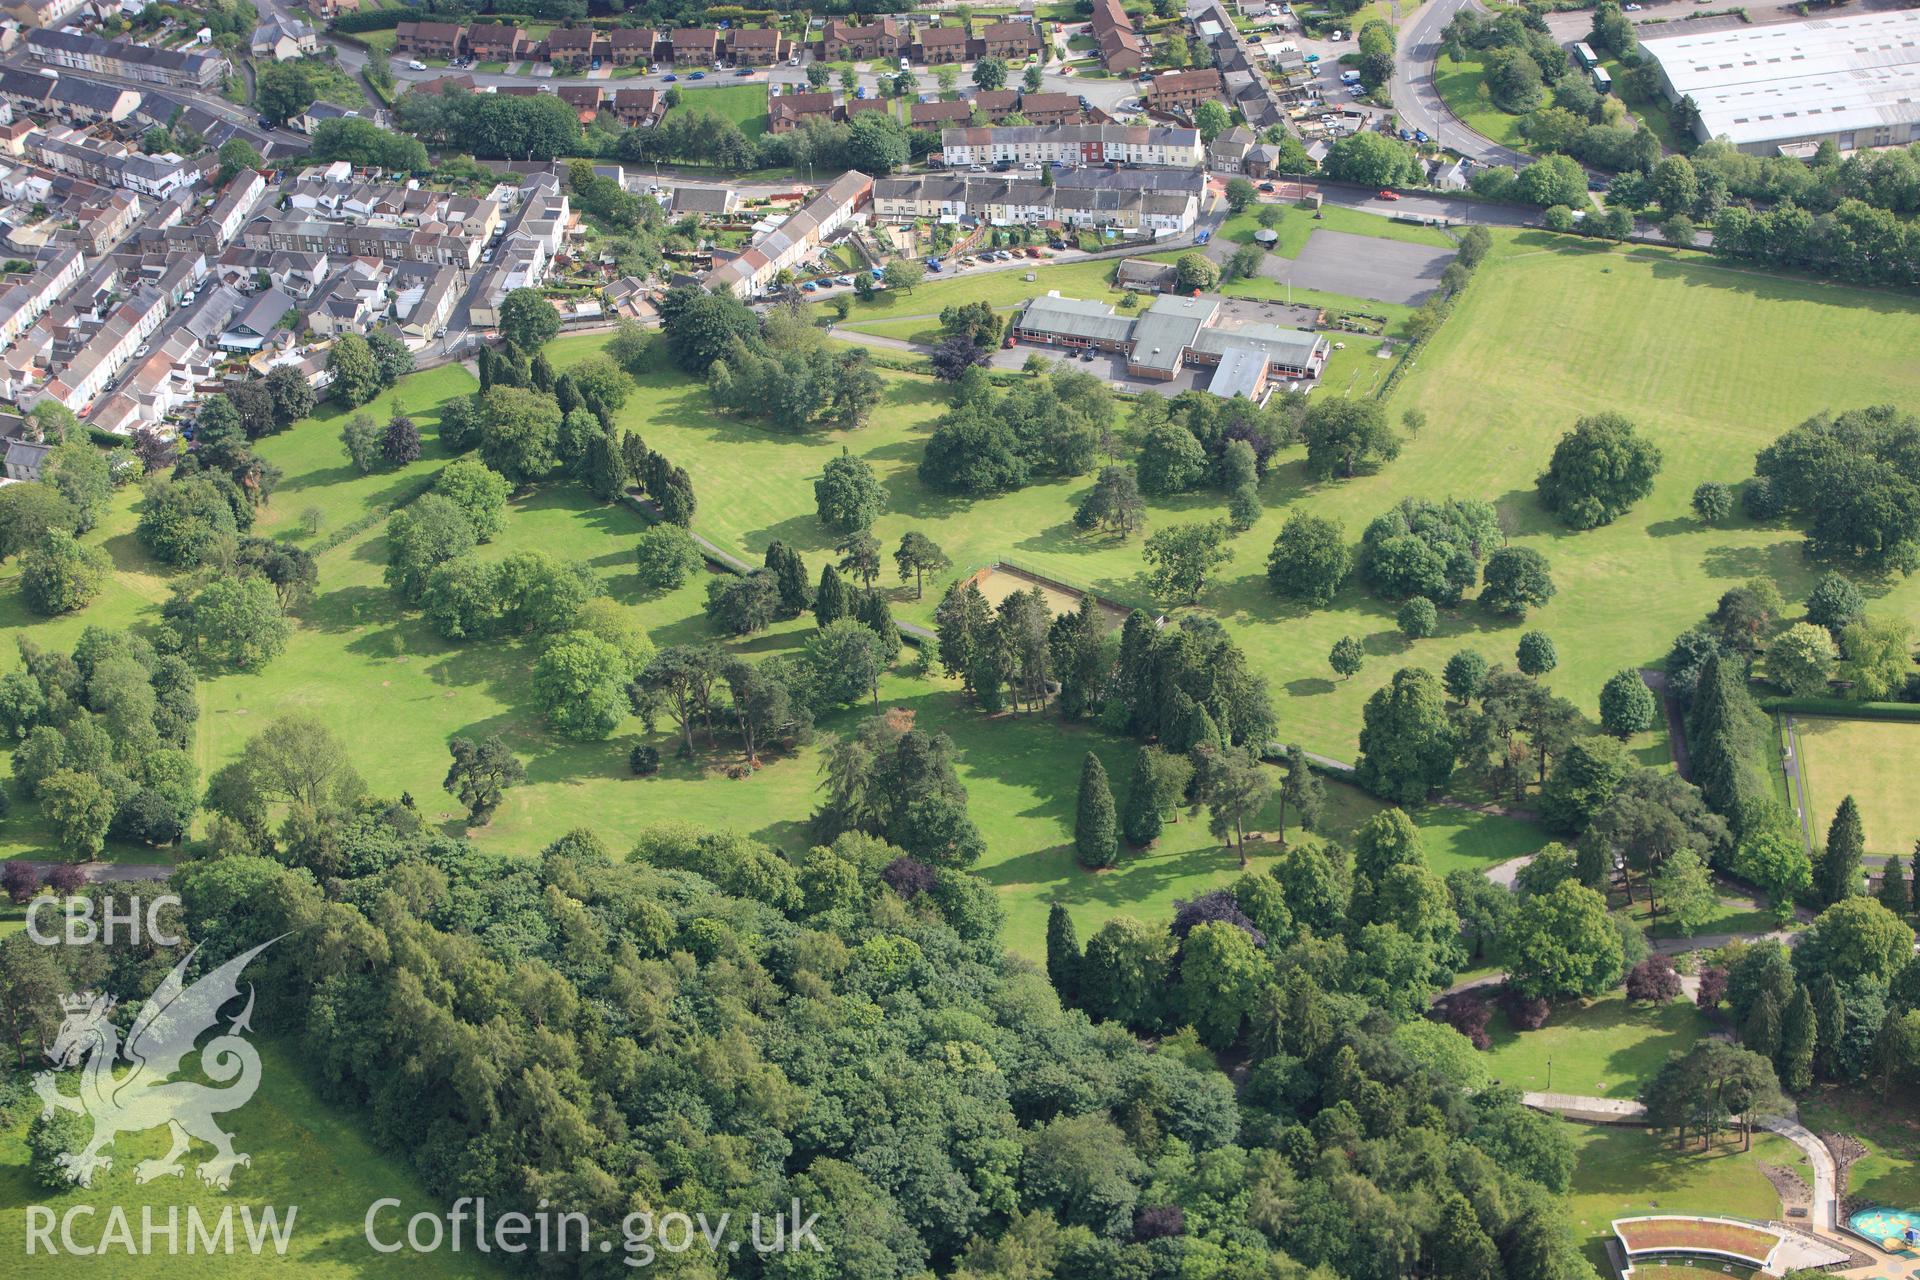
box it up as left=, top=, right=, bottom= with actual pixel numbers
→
left=1546, top=1057, right=1553, bottom=1091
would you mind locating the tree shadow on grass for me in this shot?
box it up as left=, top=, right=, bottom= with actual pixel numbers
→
left=304, top=585, right=399, bottom=634
left=1702, top=541, right=1799, bottom=581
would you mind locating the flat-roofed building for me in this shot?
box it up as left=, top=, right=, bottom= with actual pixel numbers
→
left=1011, top=289, right=1328, bottom=397
left=1640, top=9, right=1920, bottom=154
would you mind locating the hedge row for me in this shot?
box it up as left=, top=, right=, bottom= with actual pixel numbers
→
left=1760, top=697, right=1920, bottom=723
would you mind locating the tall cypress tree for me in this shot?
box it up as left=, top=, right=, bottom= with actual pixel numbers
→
left=814, top=564, right=851, bottom=628
left=1045, top=902, right=1082, bottom=1006
left=1812, top=974, right=1846, bottom=1080
left=656, top=467, right=696, bottom=527
left=530, top=350, right=555, bottom=392
left=1779, top=985, right=1816, bottom=1093
left=1279, top=744, right=1324, bottom=850
left=854, top=590, right=902, bottom=663
left=765, top=543, right=811, bottom=619
left=1877, top=853, right=1911, bottom=918
left=1115, top=609, right=1157, bottom=735
left=1432, top=1192, right=1501, bottom=1280
left=1818, top=795, right=1865, bottom=904
left=476, top=344, right=495, bottom=392
left=1075, top=752, right=1118, bottom=869
left=620, top=431, right=650, bottom=486
left=1121, top=746, right=1163, bottom=848
left=1744, top=986, right=1784, bottom=1060
left=581, top=428, right=628, bottom=502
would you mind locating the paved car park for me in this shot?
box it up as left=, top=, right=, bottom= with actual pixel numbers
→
left=1264, top=229, right=1457, bottom=306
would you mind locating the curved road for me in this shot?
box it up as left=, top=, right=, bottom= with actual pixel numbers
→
left=1391, top=0, right=1532, bottom=169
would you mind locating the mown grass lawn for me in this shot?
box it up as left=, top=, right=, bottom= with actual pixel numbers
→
left=1800, top=1085, right=1920, bottom=1210
left=1565, top=1124, right=1803, bottom=1273
left=663, top=82, right=770, bottom=138
left=0, top=1040, right=510, bottom=1279
left=1434, top=54, right=1529, bottom=150
left=1482, top=992, right=1713, bottom=1098
left=1789, top=716, right=1920, bottom=855
left=0, top=341, right=1532, bottom=954
left=564, top=231, right=1920, bottom=773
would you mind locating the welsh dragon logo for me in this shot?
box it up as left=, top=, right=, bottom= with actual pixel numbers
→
left=33, top=939, right=278, bottom=1190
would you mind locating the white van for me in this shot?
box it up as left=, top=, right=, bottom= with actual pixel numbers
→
left=1339, top=69, right=1361, bottom=83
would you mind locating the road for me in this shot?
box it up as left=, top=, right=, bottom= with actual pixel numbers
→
left=1390, top=0, right=1532, bottom=169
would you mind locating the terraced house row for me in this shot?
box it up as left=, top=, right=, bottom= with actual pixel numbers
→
left=25, top=27, right=227, bottom=90
left=392, top=21, right=791, bottom=67
left=872, top=169, right=1202, bottom=235
left=939, top=123, right=1205, bottom=169
left=392, top=16, right=1042, bottom=69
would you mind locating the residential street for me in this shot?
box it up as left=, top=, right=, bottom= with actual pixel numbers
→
left=1389, top=0, right=1532, bottom=169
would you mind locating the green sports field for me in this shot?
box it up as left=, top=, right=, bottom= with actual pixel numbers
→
left=1788, top=716, right=1920, bottom=856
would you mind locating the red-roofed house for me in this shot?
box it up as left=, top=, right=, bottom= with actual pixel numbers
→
left=769, top=90, right=836, bottom=133
left=608, top=28, right=658, bottom=66
left=916, top=24, right=969, bottom=64
left=728, top=27, right=786, bottom=65
left=982, top=21, right=1038, bottom=60
left=668, top=28, right=721, bottom=65
left=819, top=17, right=902, bottom=61
left=466, top=23, right=525, bottom=62
left=394, top=21, right=466, bottom=59
left=611, top=88, right=664, bottom=127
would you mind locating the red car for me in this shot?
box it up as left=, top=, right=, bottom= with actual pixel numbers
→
left=1377, top=189, right=1401, bottom=200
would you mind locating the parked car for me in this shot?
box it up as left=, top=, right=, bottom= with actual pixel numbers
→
left=408, top=60, right=426, bottom=70
left=1257, top=182, right=1275, bottom=192
left=1398, top=128, right=1411, bottom=140
left=1377, top=189, right=1400, bottom=200
left=788, top=55, right=799, bottom=66
left=1080, top=351, right=1095, bottom=361
left=664, top=73, right=677, bottom=81
left=257, top=116, right=276, bottom=130
left=1414, top=129, right=1429, bottom=143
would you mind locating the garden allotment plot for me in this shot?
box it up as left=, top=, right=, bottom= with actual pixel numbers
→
left=1790, top=716, right=1920, bottom=855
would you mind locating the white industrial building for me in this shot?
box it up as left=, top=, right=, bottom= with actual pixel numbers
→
left=1640, top=9, right=1920, bottom=155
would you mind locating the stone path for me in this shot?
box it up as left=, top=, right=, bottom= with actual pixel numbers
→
left=1522, top=1091, right=1840, bottom=1234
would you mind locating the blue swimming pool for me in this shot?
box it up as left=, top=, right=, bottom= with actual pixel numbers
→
left=1848, top=1207, right=1920, bottom=1251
